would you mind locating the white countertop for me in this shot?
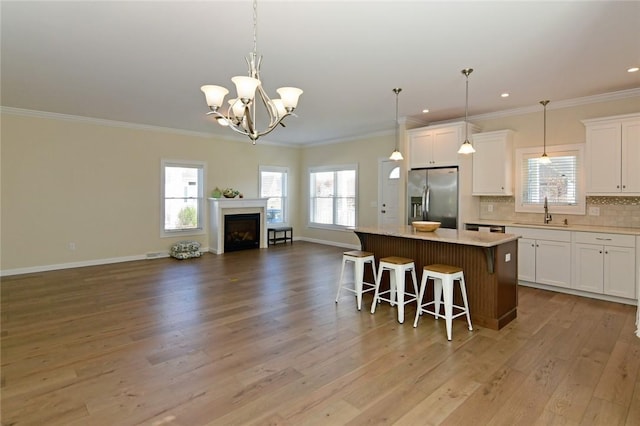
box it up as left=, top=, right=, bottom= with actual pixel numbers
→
left=466, top=220, right=640, bottom=236
left=353, top=225, right=519, bottom=248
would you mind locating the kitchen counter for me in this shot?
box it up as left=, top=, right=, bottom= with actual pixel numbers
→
left=354, top=225, right=519, bottom=247
left=353, top=225, right=519, bottom=330
left=465, top=220, right=640, bottom=235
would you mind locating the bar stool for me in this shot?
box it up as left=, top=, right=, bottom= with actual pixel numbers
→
left=414, top=264, right=473, bottom=340
left=370, top=256, right=419, bottom=323
left=335, top=250, right=377, bottom=310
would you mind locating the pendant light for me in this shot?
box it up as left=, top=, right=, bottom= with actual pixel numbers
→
left=539, top=100, right=551, bottom=164
left=457, top=68, right=475, bottom=154
left=389, top=88, right=404, bottom=161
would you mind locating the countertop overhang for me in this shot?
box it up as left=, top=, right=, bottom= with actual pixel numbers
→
left=353, top=225, right=519, bottom=248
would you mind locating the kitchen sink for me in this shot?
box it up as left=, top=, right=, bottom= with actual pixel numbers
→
left=511, top=222, right=570, bottom=228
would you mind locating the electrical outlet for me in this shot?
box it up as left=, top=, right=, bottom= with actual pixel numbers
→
left=68, top=242, right=76, bottom=251
left=487, top=204, right=494, bottom=212
left=505, top=253, right=511, bottom=262
left=588, top=207, right=600, bottom=216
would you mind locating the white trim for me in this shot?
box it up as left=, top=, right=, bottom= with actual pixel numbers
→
left=3, top=88, right=638, bottom=146
left=308, top=163, right=359, bottom=229
left=161, top=159, right=207, bottom=238
left=515, top=143, right=586, bottom=215
left=296, top=236, right=359, bottom=250
left=518, top=281, right=637, bottom=306
left=431, top=88, right=640, bottom=125
left=0, top=254, right=148, bottom=277
left=259, top=165, right=290, bottom=226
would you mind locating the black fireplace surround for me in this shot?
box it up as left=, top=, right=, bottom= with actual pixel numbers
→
left=224, top=213, right=260, bottom=252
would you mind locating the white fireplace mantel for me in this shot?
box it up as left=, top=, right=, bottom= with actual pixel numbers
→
left=208, top=198, right=269, bottom=254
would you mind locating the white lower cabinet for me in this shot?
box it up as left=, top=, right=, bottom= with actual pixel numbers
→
left=507, top=226, right=637, bottom=302
left=507, top=227, right=572, bottom=289
left=573, top=232, right=636, bottom=299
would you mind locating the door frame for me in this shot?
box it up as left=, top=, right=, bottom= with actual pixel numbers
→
left=378, top=158, right=406, bottom=226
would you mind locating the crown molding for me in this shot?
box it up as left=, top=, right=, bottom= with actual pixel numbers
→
left=2, top=87, right=638, bottom=146
left=0, top=106, right=219, bottom=139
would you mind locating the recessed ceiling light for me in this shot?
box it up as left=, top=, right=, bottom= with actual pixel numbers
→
left=422, top=109, right=429, bottom=113
left=628, top=67, right=639, bottom=73
left=501, top=93, right=510, bottom=98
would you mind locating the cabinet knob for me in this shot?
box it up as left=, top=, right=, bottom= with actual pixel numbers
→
left=617, top=185, right=620, bottom=188
left=604, top=251, right=608, bottom=254
left=599, top=250, right=603, bottom=254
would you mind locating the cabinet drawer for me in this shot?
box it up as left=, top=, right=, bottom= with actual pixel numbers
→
left=505, top=227, right=571, bottom=242
left=573, top=232, right=635, bottom=247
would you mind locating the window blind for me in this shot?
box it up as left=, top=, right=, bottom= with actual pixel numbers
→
left=520, top=152, right=580, bottom=206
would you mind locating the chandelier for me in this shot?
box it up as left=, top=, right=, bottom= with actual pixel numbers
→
left=200, top=0, right=302, bottom=144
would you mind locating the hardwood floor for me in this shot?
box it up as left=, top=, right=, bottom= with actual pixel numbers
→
left=1, top=241, right=639, bottom=425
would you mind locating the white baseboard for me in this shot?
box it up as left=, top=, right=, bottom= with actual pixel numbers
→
left=518, top=280, right=637, bottom=306
left=295, top=236, right=359, bottom=250
left=1, top=255, right=149, bottom=277
left=0, top=239, right=357, bottom=277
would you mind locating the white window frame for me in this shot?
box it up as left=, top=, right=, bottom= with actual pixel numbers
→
left=259, top=165, right=289, bottom=225
left=308, top=164, right=358, bottom=230
left=161, top=159, right=206, bottom=238
left=515, top=144, right=585, bottom=215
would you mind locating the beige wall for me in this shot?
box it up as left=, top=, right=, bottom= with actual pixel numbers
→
left=0, top=112, right=300, bottom=272
left=1, top=94, right=638, bottom=273
left=299, top=133, right=395, bottom=248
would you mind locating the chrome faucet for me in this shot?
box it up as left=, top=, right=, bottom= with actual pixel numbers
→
left=543, top=196, right=552, bottom=224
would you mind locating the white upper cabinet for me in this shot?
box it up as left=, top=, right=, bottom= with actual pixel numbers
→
left=583, top=113, right=640, bottom=195
left=472, top=130, right=514, bottom=196
left=408, top=122, right=478, bottom=169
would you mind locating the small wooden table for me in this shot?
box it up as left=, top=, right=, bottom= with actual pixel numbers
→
left=268, top=227, right=293, bottom=245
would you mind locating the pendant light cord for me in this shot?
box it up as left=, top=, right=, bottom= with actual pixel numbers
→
left=395, top=88, right=400, bottom=150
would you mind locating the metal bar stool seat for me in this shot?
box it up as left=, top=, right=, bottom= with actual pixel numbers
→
left=370, top=256, right=419, bottom=323
left=414, top=263, right=473, bottom=340
left=335, top=250, right=377, bottom=310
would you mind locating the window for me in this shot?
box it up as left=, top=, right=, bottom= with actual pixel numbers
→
left=161, top=160, right=205, bottom=236
left=515, top=144, right=585, bottom=214
left=309, top=164, right=357, bottom=228
left=259, top=166, right=288, bottom=225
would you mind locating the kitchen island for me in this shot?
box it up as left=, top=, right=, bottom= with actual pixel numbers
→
left=354, top=225, right=520, bottom=330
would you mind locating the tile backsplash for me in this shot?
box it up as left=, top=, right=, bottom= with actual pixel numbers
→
left=479, top=196, right=640, bottom=229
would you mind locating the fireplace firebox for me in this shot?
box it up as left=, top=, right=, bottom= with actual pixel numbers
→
left=224, top=213, right=260, bottom=252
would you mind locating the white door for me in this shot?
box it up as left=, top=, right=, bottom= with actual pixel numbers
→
left=379, top=160, right=401, bottom=226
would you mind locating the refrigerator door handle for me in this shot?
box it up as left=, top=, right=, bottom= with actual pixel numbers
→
left=423, top=185, right=430, bottom=220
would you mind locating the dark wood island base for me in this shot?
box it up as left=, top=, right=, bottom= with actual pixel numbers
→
left=354, top=226, right=519, bottom=330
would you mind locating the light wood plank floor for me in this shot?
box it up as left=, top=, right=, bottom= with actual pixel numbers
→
left=2, top=241, right=639, bottom=425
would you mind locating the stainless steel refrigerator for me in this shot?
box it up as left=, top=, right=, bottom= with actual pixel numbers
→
left=407, top=167, right=459, bottom=229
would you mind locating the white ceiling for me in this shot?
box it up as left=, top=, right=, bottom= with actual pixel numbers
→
left=2, top=1, right=639, bottom=146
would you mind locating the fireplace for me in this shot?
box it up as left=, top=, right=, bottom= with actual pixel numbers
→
left=208, top=198, right=268, bottom=254
left=224, top=213, right=260, bottom=252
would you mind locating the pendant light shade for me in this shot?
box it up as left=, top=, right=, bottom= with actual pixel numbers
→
left=389, top=88, right=404, bottom=161
left=539, top=100, right=551, bottom=164
left=458, top=68, right=476, bottom=154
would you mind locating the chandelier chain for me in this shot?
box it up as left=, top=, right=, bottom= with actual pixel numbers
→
left=252, top=0, right=258, bottom=56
